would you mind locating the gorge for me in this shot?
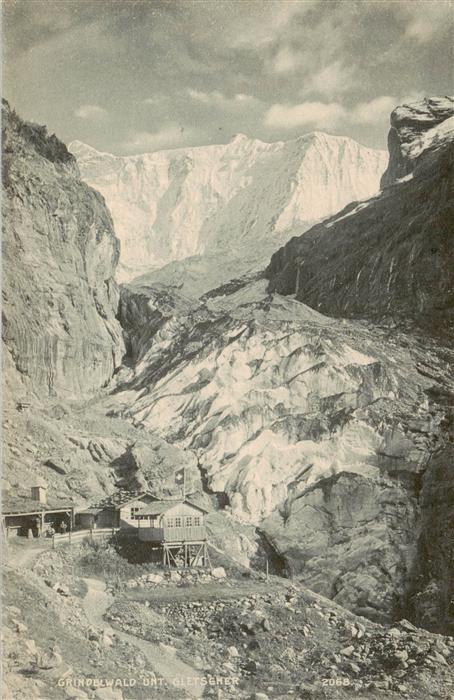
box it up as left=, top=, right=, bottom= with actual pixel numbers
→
left=2, top=95, right=453, bottom=636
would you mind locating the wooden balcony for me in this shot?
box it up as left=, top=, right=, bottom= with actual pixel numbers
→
left=137, top=525, right=206, bottom=543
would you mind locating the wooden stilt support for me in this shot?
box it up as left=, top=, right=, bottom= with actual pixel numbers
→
left=159, top=540, right=213, bottom=569
left=205, top=541, right=212, bottom=568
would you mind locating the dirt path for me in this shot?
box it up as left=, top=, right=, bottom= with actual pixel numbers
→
left=4, top=542, right=48, bottom=570
left=82, top=577, right=205, bottom=699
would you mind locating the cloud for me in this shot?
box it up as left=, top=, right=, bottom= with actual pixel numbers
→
left=264, top=101, right=347, bottom=130
left=400, top=0, right=452, bottom=43
left=270, top=46, right=305, bottom=74
left=74, top=104, right=108, bottom=120
left=220, top=0, right=313, bottom=49
left=351, top=96, right=397, bottom=126
left=120, top=124, right=194, bottom=153
left=264, top=92, right=427, bottom=133
left=142, top=94, right=169, bottom=106
left=187, top=89, right=260, bottom=110
left=302, top=61, right=357, bottom=97
left=351, top=93, right=424, bottom=125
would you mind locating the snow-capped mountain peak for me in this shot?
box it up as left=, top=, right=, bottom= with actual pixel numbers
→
left=69, top=132, right=388, bottom=285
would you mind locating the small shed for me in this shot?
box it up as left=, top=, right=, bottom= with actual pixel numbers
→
left=2, top=487, right=74, bottom=538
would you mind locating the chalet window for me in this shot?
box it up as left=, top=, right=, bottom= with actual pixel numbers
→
left=175, top=517, right=182, bottom=527
left=166, top=518, right=174, bottom=527
left=194, top=516, right=200, bottom=526
left=130, top=506, right=141, bottom=520
left=186, top=516, right=192, bottom=526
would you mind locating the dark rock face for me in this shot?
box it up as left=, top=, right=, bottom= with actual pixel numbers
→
left=264, top=471, right=419, bottom=623
left=407, top=443, right=454, bottom=635
left=2, top=100, right=124, bottom=397
left=266, top=97, right=454, bottom=339
left=381, top=96, right=454, bottom=187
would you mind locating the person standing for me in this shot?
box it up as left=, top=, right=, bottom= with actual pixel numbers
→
left=33, top=516, right=41, bottom=538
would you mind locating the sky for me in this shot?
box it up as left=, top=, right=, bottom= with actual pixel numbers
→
left=3, top=0, right=453, bottom=154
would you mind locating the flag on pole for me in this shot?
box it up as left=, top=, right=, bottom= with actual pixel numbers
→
left=175, top=467, right=186, bottom=497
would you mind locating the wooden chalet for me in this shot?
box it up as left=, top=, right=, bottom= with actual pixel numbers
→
left=76, top=491, right=210, bottom=567
left=137, top=499, right=209, bottom=567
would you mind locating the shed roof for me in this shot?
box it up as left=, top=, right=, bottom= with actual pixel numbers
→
left=76, top=507, right=105, bottom=515
left=2, top=493, right=73, bottom=515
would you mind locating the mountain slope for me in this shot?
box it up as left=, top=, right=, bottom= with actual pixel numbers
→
left=2, top=99, right=124, bottom=398
left=70, top=132, right=387, bottom=285
left=266, top=97, right=454, bottom=337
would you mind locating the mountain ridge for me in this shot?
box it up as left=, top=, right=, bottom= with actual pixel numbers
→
left=70, top=129, right=385, bottom=159
left=70, top=130, right=387, bottom=288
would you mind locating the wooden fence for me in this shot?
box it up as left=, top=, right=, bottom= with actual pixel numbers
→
left=52, top=527, right=119, bottom=548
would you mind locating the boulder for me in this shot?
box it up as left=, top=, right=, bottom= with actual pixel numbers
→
left=398, top=619, right=417, bottom=633
left=211, top=567, right=226, bottom=579
left=262, top=617, right=271, bottom=631
left=227, top=646, right=239, bottom=658
left=341, top=646, right=355, bottom=656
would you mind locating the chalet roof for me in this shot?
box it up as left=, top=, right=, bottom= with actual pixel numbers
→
left=87, top=490, right=158, bottom=510
left=76, top=507, right=105, bottom=515
left=141, top=499, right=208, bottom=516
left=2, top=493, right=73, bottom=515
left=113, top=492, right=159, bottom=509
left=82, top=492, right=208, bottom=514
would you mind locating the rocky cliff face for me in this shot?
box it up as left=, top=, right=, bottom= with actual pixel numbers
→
left=381, top=96, right=454, bottom=187
left=266, top=97, right=454, bottom=338
left=70, top=132, right=387, bottom=286
left=2, top=100, right=124, bottom=398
